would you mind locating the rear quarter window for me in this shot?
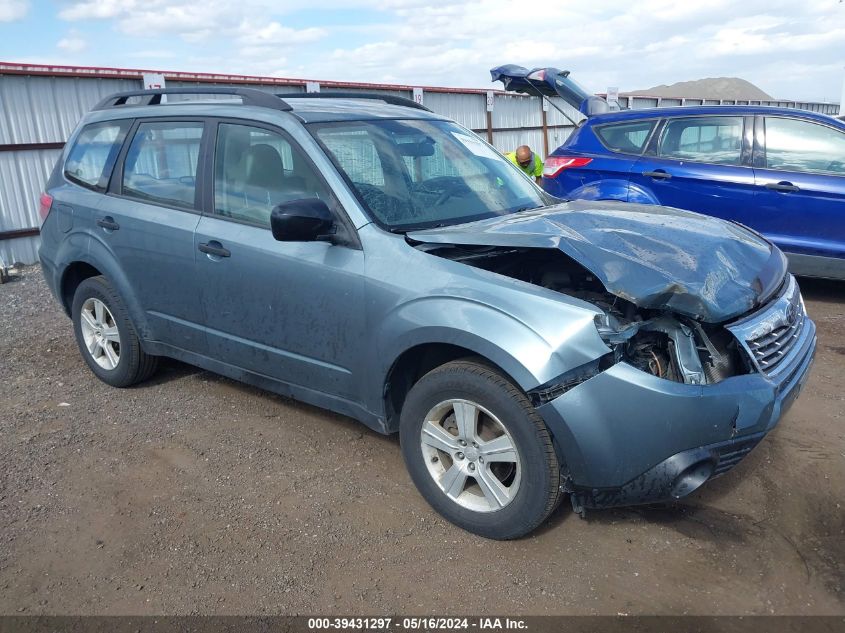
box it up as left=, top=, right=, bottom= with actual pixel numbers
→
left=64, top=121, right=131, bottom=190
left=594, top=120, right=656, bottom=154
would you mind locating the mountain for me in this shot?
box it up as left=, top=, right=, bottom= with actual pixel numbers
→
left=627, top=77, right=774, bottom=101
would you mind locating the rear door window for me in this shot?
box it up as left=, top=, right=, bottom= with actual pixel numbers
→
left=764, top=117, right=845, bottom=174
left=594, top=120, right=655, bottom=154
left=659, top=116, right=743, bottom=165
left=122, top=121, right=204, bottom=209
left=64, top=121, right=131, bottom=190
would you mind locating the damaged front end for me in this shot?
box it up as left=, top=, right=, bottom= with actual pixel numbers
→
left=411, top=212, right=816, bottom=512
left=415, top=242, right=755, bottom=397
left=593, top=309, right=747, bottom=388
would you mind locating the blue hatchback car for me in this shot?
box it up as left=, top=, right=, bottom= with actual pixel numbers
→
left=493, top=66, right=845, bottom=280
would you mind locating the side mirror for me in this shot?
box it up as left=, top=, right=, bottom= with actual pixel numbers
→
left=270, top=198, right=335, bottom=242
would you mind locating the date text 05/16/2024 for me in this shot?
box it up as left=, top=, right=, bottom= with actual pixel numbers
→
left=307, top=618, right=528, bottom=630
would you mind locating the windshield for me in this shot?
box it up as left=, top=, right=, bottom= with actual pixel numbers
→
left=308, top=119, right=550, bottom=231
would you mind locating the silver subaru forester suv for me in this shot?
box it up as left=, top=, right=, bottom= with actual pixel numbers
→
left=38, top=88, right=816, bottom=539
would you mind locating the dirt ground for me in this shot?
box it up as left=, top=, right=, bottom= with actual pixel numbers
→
left=0, top=264, right=842, bottom=616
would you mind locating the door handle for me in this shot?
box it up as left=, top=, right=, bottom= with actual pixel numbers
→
left=765, top=182, right=799, bottom=193
left=198, top=241, right=231, bottom=258
left=96, top=216, right=120, bottom=231
left=642, top=170, right=672, bottom=180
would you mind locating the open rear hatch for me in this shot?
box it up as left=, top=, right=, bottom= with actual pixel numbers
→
left=490, top=65, right=614, bottom=117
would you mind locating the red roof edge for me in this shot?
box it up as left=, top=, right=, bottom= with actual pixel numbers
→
left=0, top=61, right=524, bottom=96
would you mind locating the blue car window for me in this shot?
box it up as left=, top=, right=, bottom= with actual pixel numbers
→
left=659, top=116, right=743, bottom=166
left=765, top=117, right=845, bottom=175
left=122, top=122, right=203, bottom=209
left=595, top=120, right=655, bottom=154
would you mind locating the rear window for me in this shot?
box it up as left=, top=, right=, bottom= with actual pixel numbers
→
left=595, top=120, right=656, bottom=154
left=64, top=121, right=131, bottom=190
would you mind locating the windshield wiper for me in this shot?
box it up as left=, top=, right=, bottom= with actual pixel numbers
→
left=389, top=222, right=447, bottom=234
left=512, top=204, right=543, bottom=213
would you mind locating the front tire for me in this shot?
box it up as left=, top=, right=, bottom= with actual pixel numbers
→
left=400, top=360, right=561, bottom=539
left=71, top=276, right=158, bottom=387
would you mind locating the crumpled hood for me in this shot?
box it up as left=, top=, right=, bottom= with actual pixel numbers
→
left=408, top=199, right=787, bottom=323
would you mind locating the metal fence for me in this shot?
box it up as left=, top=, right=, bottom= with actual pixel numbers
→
left=616, top=94, right=840, bottom=114
left=0, top=62, right=840, bottom=264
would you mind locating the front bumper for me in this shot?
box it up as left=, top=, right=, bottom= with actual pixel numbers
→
left=537, top=278, right=816, bottom=510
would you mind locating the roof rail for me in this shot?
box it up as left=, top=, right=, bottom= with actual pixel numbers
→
left=278, top=91, right=432, bottom=112
left=94, top=87, right=292, bottom=111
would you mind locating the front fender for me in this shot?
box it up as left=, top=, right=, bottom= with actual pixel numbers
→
left=370, top=295, right=610, bottom=414
left=54, top=231, right=152, bottom=340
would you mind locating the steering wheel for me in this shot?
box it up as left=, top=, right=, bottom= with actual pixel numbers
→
left=434, top=180, right=469, bottom=206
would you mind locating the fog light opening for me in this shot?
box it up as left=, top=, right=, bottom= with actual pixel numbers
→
left=671, top=461, right=714, bottom=499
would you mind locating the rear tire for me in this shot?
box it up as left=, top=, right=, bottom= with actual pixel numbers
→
left=400, top=359, right=561, bottom=539
left=71, top=276, right=158, bottom=387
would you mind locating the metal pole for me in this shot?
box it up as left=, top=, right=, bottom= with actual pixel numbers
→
left=486, top=110, right=494, bottom=144
left=541, top=105, right=549, bottom=158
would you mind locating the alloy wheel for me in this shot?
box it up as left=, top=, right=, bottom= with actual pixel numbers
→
left=79, top=298, right=121, bottom=370
left=420, top=399, right=521, bottom=513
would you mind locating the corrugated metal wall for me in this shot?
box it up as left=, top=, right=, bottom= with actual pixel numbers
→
left=425, top=92, right=487, bottom=132
left=0, top=149, right=62, bottom=264
left=0, top=75, right=139, bottom=144
left=0, top=69, right=840, bottom=264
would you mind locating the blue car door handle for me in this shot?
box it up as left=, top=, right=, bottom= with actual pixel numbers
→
left=642, top=170, right=672, bottom=180
left=96, top=216, right=120, bottom=231
left=198, top=241, right=231, bottom=258
left=765, top=181, right=800, bottom=193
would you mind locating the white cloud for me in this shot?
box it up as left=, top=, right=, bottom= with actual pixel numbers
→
left=301, top=0, right=845, bottom=101
left=244, top=21, right=327, bottom=45
left=236, top=20, right=327, bottom=64
left=57, top=33, right=87, bottom=53
left=59, top=0, right=332, bottom=49
left=0, top=0, right=29, bottom=21
left=48, top=0, right=845, bottom=102
left=126, top=50, right=179, bottom=60
left=58, top=0, right=136, bottom=20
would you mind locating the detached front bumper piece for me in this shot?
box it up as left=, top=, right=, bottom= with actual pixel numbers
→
left=537, top=275, right=816, bottom=510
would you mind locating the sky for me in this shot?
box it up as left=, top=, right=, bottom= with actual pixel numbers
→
left=1, top=0, right=844, bottom=103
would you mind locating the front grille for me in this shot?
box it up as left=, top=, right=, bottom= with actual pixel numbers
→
left=727, top=275, right=808, bottom=378
left=746, top=308, right=805, bottom=375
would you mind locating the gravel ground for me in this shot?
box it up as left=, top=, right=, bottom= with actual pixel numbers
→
left=0, top=265, right=843, bottom=615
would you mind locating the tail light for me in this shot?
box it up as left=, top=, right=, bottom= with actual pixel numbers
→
left=543, top=156, right=593, bottom=178
left=38, top=192, right=53, bottom=224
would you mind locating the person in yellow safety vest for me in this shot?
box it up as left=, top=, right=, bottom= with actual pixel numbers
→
left=505, top=145, right=543, bottom=184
